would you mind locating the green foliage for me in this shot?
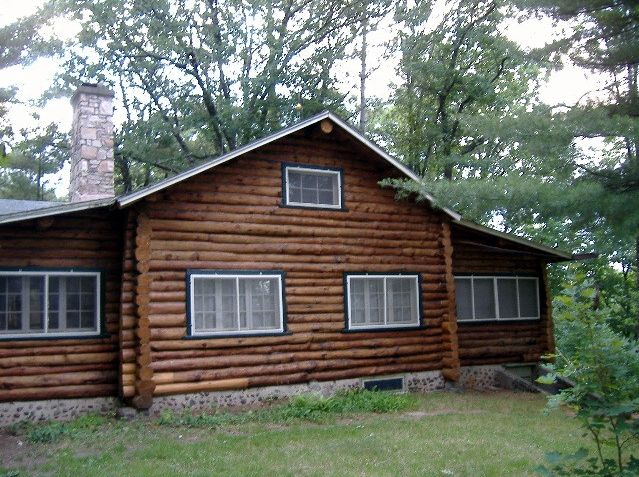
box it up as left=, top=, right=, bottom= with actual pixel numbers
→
left=0, top=122, right=68, bottom=200
left=22, top=413, right=109, bottom=444
left=157, top=389, right=415, bottom=428
left=538, top=282, right=639, bottom=475
left=373, top=0, right=550, bottom=179
left=40, top=0, right=393, bottom=191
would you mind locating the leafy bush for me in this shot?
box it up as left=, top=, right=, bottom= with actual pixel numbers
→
left=538, top=283, right=639, bottom=475
left=158, top=389, right=415, bottom=428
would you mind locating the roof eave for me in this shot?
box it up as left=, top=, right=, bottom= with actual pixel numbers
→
left=0, top=197, right=116, bottom=225
left=452, top=218, right=573, bottom=261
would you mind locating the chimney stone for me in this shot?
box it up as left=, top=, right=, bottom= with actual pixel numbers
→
left=69, top=84, right=115, bottom=202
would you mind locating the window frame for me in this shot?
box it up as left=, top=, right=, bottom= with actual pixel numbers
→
left=281, top=163, right=345, bottom=210
left=454, top=274, right=541, bottom=323
left=343, top=273, right=423, bottom=332
left=185, top=270, right=289, bottom=339
left=0, top=268, right=104, bottom=340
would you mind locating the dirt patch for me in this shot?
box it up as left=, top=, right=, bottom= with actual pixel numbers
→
left=0, top=430, right=49, bottom=473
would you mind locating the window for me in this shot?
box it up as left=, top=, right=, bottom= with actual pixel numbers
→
left=283, top=164, right=342, bottom=209
left=454, top=275, right=540, bottom=322
left=188, top=272, right=285, bottom=336
left=345, top=274, right=421, bottom=330
left=0, top=271, right=101, bottom=338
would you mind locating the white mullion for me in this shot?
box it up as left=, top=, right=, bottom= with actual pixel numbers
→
left=235, top=277, right=241, bottom=332
left=493, top=277, right=500, bottom=320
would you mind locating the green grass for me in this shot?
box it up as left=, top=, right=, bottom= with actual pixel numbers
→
left=0, top=391, right=613, bottom=477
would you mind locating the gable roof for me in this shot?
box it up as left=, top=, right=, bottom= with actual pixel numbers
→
left=0, top=111, right=573, bottom=261
left=0, top=199, right=60, bottom=216
left=116, top=111, right=460, bottom=221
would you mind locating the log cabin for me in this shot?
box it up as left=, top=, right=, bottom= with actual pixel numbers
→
left=0, top=85, right=572, bottom=423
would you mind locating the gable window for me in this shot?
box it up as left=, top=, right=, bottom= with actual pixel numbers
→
left=454, top=275, right=540, bottom=322
left=345, top=274, right=421, bottom=330
left=0, top=271, right=101, bottom=339
left=283, top=164, right=343, bottom=209
left=187, top=271, right=285, bottom=337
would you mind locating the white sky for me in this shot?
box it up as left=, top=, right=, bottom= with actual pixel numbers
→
left=0, top=0, right=604, bottom=196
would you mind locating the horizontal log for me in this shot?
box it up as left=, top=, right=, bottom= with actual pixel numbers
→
left=151, top=344, right=443, bottom=373
left=153, top=378, right=249, bottom=396
left=0, top=384, right=116, bottom=401
left=1, top=370, right=117, bottom=389
left=0, top=363, right=115, bottom=377
left=0, top=352, right=118, bottom=368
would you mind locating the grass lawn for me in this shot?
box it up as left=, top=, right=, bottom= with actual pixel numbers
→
left=0, top=391, right=601, bottom=477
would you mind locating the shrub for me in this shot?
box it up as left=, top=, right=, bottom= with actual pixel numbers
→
left=538, top=285, right=639, bottom=476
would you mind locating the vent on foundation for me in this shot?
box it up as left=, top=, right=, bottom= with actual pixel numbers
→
left=362, top=377, right=405, bottom=392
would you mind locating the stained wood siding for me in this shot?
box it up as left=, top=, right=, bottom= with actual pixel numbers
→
left=134, top=125, right=458, bottom=397
left=0, top=210, right=124, bottom=401
left=451, top=225, right=553, bottom=366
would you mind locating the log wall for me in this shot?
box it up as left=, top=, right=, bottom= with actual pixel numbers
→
left=0, top=209, right=124, bottom=401
left=451, top=225, right=552, bottom=366
left=133, top=124, right=457, bottom=398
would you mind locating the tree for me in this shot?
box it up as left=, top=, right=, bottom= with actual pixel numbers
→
left=0, top=123, right=68, bottom=200
left=44, top=0, right=393, bottom=191
left=514, top=0, right=639, bottom=336
left=372, top=0, right=547, bottom=179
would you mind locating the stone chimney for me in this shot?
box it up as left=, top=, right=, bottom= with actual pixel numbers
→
left=69, top=83, right=115, bottom=202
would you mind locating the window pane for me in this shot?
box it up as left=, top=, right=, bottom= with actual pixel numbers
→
left=454, top=278, right=473, bottom=320
left=289, top=186, right=301, bottom=203
left=497, top=278, right=518, bottom=319
left=473, top=278, right=496, bottom=319
left=301, top=173, right=318, bottom=189
left=317, top=174, right=333, bottom=189
left=367, top=278, right=384, bottom=324
left=28, top=277, right=45, bottom=331
left=286, top=168, right=340, bottom=207
left=241, top=278, right=279, bottom=330
left=193, top=275, right=281, bottom=333
left=301, top=187, right=318, bottom=204
left=318, top=189, right=335, bottom=205
left=518, top=279, right=539, bottom=318
left=288, top=171, right=301, bottom=187
left=387, top=277, right=418, bottom=324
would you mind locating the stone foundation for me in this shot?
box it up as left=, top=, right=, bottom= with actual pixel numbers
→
left=0, top=367, right=511, bottom=426
left=150, top=370, right=447, bottom=415
left=458, top=365, right=503, bottom=390
left=0, top=397, right=118, bottom=427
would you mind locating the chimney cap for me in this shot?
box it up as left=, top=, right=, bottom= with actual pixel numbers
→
left=71, top=83, right=115, bottom=105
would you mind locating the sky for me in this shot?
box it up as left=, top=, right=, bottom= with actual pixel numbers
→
left=0, top=0, right=604, bottom=196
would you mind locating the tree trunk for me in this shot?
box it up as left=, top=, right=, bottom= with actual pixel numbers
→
left=359, top=19, right=368, bottom=131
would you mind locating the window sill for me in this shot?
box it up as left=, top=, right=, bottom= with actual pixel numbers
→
left=183, top=331, right=293, bottom=340
left=279, top=202, right=348, bottom=212
left=342, top=326, right=425, bottom=334
left=0, top=332, right=110, bottom=342
left=457, top=319, right=541, bottom=325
